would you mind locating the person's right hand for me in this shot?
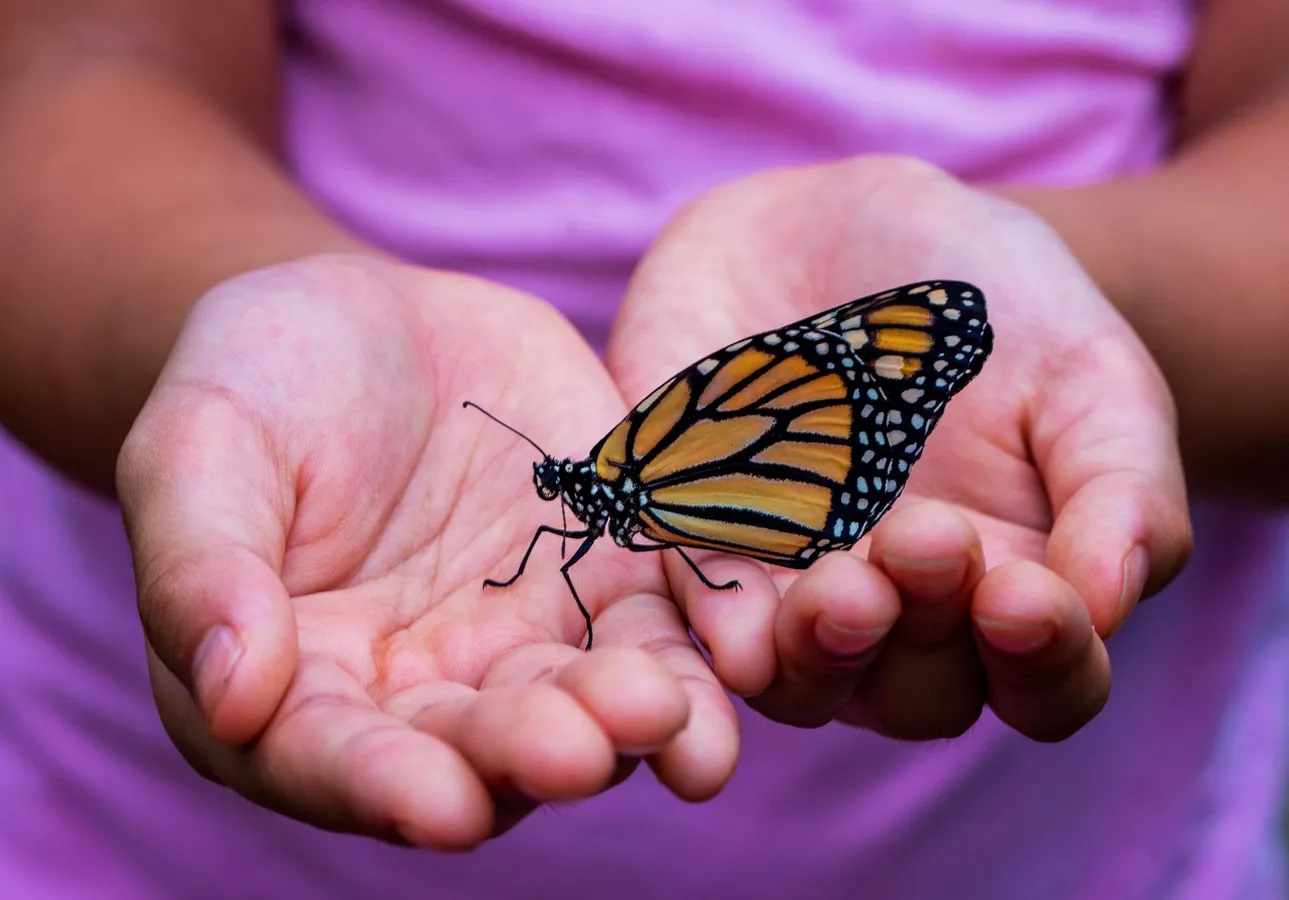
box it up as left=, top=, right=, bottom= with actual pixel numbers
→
left=607, top=157, right=1193, bottom=741
left=117, top=254, right=738, bottom=849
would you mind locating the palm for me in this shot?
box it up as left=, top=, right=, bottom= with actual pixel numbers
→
left=607, top=159, right=1190, bottom=737
left=123, top=255, right=735, bottom=847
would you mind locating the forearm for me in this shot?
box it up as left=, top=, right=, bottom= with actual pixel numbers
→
left=0, top=59, right=371, bottom=490
left=996, top=83, right=1289, bottom=499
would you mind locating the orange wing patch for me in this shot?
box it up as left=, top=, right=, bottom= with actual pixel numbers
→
left=649, top=472, right=832, bottom=531
left=595, top=417, right=632, bottom=481
left=717, top=354, right=818, bottom=412
left=633, top=376, right=692, bottom=459
left=865, top=305, right=935, bottom=327
left=642, top=509, right=812, bottom=558
left=759, top=372, right=847, bottom=410
left=697, top=347, right=776, bottom=408
left=751, top=440, right=851, bottom=483
left=640, top=414, right=775, bottom=483
left=787, top=404, right=852, bottom=440
left=873, top=328, right=934, bottom=354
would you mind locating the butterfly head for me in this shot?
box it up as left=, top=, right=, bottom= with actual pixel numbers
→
left=532, top=458, right=564, bottom=502
left=463, top=401, right=561, bottom=498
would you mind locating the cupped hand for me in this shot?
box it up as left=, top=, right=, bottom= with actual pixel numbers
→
left=117, top=254, right=737, bottom=849
left=607, top=157, right=1192, bottom=741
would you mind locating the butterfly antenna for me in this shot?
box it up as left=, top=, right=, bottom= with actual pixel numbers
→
left=462, top=401, right=550, bottom=458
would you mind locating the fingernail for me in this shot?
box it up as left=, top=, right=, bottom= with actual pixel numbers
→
left=193, top=626, right=243, bottom=713
left=815, top=619, right=889, bottom=658
left=976, top=617, right=1054, bottom=654
left=1118, top=545, right=1149, bottom=620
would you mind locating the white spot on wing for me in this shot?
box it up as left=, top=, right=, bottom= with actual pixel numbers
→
left=874, top=355, right=907, bottom=379
left=846, top=329, right=870, bottom=351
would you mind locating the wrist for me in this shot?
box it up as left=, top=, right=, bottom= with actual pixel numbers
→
left=983, top=179, right=1153, bottom=324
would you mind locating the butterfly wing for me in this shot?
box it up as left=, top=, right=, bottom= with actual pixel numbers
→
left=805, top=279, right=993, bottom=521
left=590, top=280, right=993, bottom=567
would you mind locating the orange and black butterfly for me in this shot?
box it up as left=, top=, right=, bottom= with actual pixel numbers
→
left=466, top=280, right=993, bottom=649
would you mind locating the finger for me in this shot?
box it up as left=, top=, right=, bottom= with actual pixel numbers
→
left=377, top=680, right=539, bottom=836
left=394, top=594, right=739, bottom=804
left=666, top=553, right=781, bottom=697
left=841, top=502, right=986, bottom=739
left=155, top=657, right=495, bottom=850
left=403, top=679, right=616, bottom=802
left=973, top=560, right=1111, bottom=741
left=556, top=642, right=737, bottom=802
left=399, top=642, right=677, bottom=803
left=482, top=637, right=731, bottom=801
left=869, top=502, right=986, bottom=644
left=554, top=647, right=690, bottom=753
left=746, top=553, right=899, bottom=728
left=595, top=599, right=741, bottom=801
left=646, top=672, right=740, bottom=802
left=119, top=391, right=297, bottom=744
left=1032, top=337, right=1193, bottom=636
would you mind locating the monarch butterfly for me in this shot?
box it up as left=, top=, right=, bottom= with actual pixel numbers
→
left=466, top=280, right=993, bottom=649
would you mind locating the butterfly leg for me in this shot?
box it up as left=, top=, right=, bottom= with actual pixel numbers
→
left=559, top=533, right=599, bottom=650
left=484, top=525, right=591, bottom=589
left=672, top=547, right=742, bottom=592
left=621, top=539, right=741, bottom=592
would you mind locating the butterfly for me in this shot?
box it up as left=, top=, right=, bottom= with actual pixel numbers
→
left=465, top=280, right=993, bottom=650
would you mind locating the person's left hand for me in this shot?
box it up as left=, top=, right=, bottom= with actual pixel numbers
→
left=606, top=156, right=1193, bottom=741
left=118, top=255, right=738, bottom=849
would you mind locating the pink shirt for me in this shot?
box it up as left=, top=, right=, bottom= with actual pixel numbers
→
left=4, top=2, right=1289, bottom=896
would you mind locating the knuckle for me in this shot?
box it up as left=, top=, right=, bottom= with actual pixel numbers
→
left=135, top=550, right=209, bottom=671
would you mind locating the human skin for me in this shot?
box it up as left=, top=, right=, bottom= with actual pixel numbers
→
left=608, top=159, right=1190, bottom=740
left=1, top=0, right=1285, bottom=849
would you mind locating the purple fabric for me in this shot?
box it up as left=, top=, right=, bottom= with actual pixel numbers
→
left=5, top=1, right=1289, bottom=896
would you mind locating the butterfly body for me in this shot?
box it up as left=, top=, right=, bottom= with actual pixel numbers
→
left=470, top=280, right=993, bottom=649
left=531, top=456, right=648, bottom=549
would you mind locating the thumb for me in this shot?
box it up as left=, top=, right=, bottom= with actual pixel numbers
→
left=117, top=389, right=297, bottom=745
left=1032, top=335, right=1193, bottom=636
